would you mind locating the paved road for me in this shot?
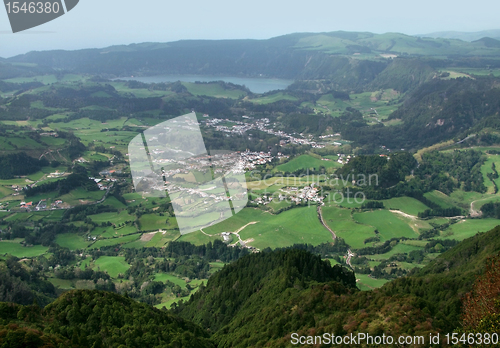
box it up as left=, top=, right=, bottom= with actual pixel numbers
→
left=317, top=205, right=337, bottom=240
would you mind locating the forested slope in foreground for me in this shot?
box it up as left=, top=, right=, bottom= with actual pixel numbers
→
left=0, top=226, right=499, bottom=348
left=0, top=290, right=215, bottom=348
left=174, top=226, right=500, bottom=347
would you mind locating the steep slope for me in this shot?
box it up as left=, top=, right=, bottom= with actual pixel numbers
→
left=0, top=290, right=215, bottom=348
left=369, top=58, right=435, bottom=92
left=175, top=226, right=500, bottom=347
left=172, top=249, right=356, bottom=333
left=0, top=257, right=57, bottom=307
left=348, top=76, right=500, bottom=150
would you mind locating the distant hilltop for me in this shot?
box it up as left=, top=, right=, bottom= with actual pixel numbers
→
left=5, top=30, right=500, bottom=80
left=416, top=29, right=500, bottom=42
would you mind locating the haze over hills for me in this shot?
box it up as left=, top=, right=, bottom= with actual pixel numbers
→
left=5, top=31, right=500, bottom=79
left=1, top=27, right=500, bottom=348
left=416, top=29, right=500, bottom=42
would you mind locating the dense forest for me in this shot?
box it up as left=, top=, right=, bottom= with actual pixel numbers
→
left=336, top=150, right=486, bottom=210
left=0, top=290, right=215, bottom=348
left=0, top=153, right=48, bottom=179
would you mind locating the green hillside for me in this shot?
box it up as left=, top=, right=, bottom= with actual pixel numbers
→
left=275, top=154, right=341, bottom=172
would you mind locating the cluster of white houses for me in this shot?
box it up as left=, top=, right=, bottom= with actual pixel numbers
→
left=204, top=117, right=325, bottom=148
left=252, top=185, right=324, bottom=206
left=337, top=154, right=354, bottom=164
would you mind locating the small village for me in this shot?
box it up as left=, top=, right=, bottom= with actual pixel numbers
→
left=251, top=184, right=325, bottom=206
left=205, top=116, right=325, bottom=148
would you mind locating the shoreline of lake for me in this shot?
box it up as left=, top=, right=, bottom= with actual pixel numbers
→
left=113, top=75, right=294, bottom=94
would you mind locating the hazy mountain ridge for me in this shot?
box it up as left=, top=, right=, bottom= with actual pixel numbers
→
left=416, top=29, right=500, bottom=42
left=5, top=31, right=500, bottom=81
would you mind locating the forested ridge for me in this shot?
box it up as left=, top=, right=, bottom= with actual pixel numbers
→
left=172, top=227, right=500, bottom=347
left=0, top=290, right=215, bottom=348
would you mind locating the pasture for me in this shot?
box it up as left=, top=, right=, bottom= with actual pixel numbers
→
left=154, top=273, right=186, bottom=287
left=237, top=207, right=332, bottom=249
left=89, top=234, right=140, bottom=249
left=275, top=155, right=341, bottom=173
left=55, top=233, right=90, bottom=250
left=93, top=256, right=130, bottom=278
left=355, top=274, right=389, bottom=290
left=0, top=240, right=48, bottom=258
left=381, top=197, right=429, bottom=216
left=89, top=210, right=135, bottom=227
left=58, top=188, right=105, bottom=206
left=249, top=92, right=298, bottom=104
left=369, top=243, right=423, bottom=261
left=321, top=205, right=375, bottom=249
left=182, top=82, right=247, bottom=99
left=440, top=219, right=500, bottom=241
left=423, top=190, right=458, bottom=209
left=185, top=206, right=332, bottom=249
left=353, top=210, right=419, bottom=241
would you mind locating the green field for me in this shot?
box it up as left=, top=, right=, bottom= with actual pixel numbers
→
left=110, top=82, right=174, bottom=98
left=182, top=82, right=247, bottom=99
left=321, top=205, right=376, bottom=249
left=55, top=233, right=90, bottom=250
left=440, top=219, right=500, bottom=241
left=355, top=274, right=389, bottom=290
left=185, top=206, right=333, bottom=250
left=101, top=196, right=127, bottom=209
left=154, top=295, right=191, bottom=310
left=58, top=188, right=106, bottom=205
left=238, top=207, right=332, bottom=249
left=93, top=256, right=130, bottom=278
left=48, top=278, right=75, bottom=289
left=444, top=68, right=500, bottom=77
left=275, top=155, right=341, bottom=173
left=382, top=196, right=430, bottom=216
left=249, top=92, right=298, bottom=104
left=353, top=210, right=419, bottom=241
left=481, top=155, right=500, bottom=194
left=423, top=190, right=458, bottom=209
left=79, top=258, right=91, bottom=270
left=89, top=234, right=140, bottom=249
left=178, top=231, right=223, bottom=245
left=89, top=210, right=135, bottom=227
left=0, top=240, right=48, bottom=258
left=139, top=214, right=170, bottom=231
left=154, top=273, right=187, bottom=287
left=369, top=243, right=423, bottom=261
